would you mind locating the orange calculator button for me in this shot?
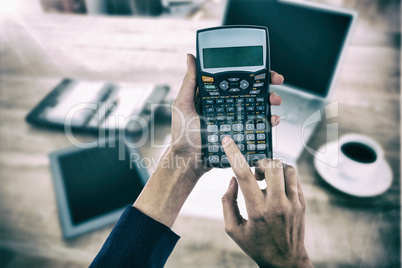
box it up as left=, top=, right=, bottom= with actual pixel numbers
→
left=202, top=76, right=214, bottom=82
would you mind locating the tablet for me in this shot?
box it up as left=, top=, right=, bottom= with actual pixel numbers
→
left=49, top=141, right=149, bottom=239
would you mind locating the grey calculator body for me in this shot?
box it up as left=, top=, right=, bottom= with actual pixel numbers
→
left=196, top=26, right=272, bottom=168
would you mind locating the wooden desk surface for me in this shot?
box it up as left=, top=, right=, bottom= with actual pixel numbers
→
left=0, top=0, right=400, bottom=267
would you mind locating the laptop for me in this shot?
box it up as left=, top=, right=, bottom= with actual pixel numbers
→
left=223, top=0, right=358, bottom=163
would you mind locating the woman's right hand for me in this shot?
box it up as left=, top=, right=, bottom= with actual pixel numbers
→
left=221, top=136, right=313, bottom=268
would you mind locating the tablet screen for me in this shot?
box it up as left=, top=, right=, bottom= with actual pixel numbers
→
left=58, top=146, right=144, bottom=226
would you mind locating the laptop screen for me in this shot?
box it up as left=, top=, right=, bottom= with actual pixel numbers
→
left=224, top=0, right=353, bottom=97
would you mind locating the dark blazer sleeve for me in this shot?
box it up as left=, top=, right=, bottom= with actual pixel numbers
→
left=90, top=206, right=180, bottom=268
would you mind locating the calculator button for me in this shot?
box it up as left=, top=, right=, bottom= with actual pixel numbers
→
left=220, top=124, right=231, bottom=132
left=216, top=108, right=224, bottom=112
left=206, top=117, right=215, bottom=121
left=256, top=123, right=266, bottom=130
left=257, top=134, right=266, bottom=140
left=257, top=144, right=266, bottom=150
left=257, top=106, right=265, bottom=111
left=253, top=82, right=264, bottom=87
left=247, top=144, right=256, bottom=150
left=221, top=155, right=229, bottom=164
left=207, top=125, right=218, bottom=132
left=210, top=92, right=220, bottom=96
left=219, top=80, right=229, bottom=90
left=216, top=116, right=225, bottom=120
left=227, top=115, right=235, bottom=120
left=249, top=90, right=260, bottom=94
left=236, top=98, right=245, bottom=103
left=237, top=115, right=245, bottom=120
left=202, top=76, right=214, bottom=82
left=233, top=134, right=244, bottom=142
left=216, top=99, right=224, bottom=104
left=206, top=108, right=214, bottom=113
left=230, top=82, right=240, bottom=87
left=237, top=144, right=245, bottom=151
left=229, top=88, right=241, bottom=92
left=206, top=100, right=214, bottom=104
left=246, top=134, right=255, bottom=141
left=257, top=114, right=266, bottom=119
left=246, top=124, right=255, bottom=130
left=247, top=106, right=255, bottom=111
left=240, top=80, right=249, bottom=90
left=246, top=98, right=255, bottom=103
left=208, top=155, right=220, bottom=164
left=247, top=144, right=255, bottom=151
left=208, top=135, right=219, bottom=143
left=247, top=115, right=256, bottom=120
left=226, top=98, right=234, bottom=103
left=208, top=145, right=219, bottom=152
left=226, top=107, right=235, bottom=112
left=228, top=78, right=240, bottom=82
left=256, top=97, right=264, bottom=102
left=204, top=85, right=216, bottom=90
left=220, top=134, right=231, bottom=141
left=246, top=154, right=267, bottom=162
left=233, top=124, right=244, bottom=131
left=254, top=73, right=266, bottom=80
left=236, top=107, right=245, bottom=112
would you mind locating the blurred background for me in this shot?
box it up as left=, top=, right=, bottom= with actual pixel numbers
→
left=0, top=0, right=400, bottom=267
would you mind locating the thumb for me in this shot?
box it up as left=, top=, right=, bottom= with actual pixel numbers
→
left=175, top=54, right=197, bottom=105
left=222, top=177, right=243, bottom=237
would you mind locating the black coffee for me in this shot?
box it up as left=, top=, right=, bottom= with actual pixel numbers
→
left=341, top=142, right=377, bottom=163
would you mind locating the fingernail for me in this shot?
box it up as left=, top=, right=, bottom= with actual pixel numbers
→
left=186, top=54, right=190, bottom=67
left=222, top=136, right=231, bottom=144
left=229, top=177, right=235, bottom=187
left=275, top=116, right=281, bottom=125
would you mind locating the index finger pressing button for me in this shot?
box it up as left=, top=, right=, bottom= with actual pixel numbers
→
left=222, top=137, right=263, bottom=211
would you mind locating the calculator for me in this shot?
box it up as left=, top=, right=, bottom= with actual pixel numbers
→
left=196, top=26, right=273, bottom=168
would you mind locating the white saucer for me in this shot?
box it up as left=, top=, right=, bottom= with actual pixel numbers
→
left=314, top=142, right=393, bottom=197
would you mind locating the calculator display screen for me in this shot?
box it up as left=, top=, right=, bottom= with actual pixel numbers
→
left=203, top=46, right=263, bottom=69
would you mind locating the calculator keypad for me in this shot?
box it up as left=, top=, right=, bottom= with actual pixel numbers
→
left=201, top=70, right=269, bottom=166
left=203, top=94, right=269, bottom=166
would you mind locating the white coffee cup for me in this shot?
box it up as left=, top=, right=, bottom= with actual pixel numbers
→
left=338, top=133, right=384, bottom=180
